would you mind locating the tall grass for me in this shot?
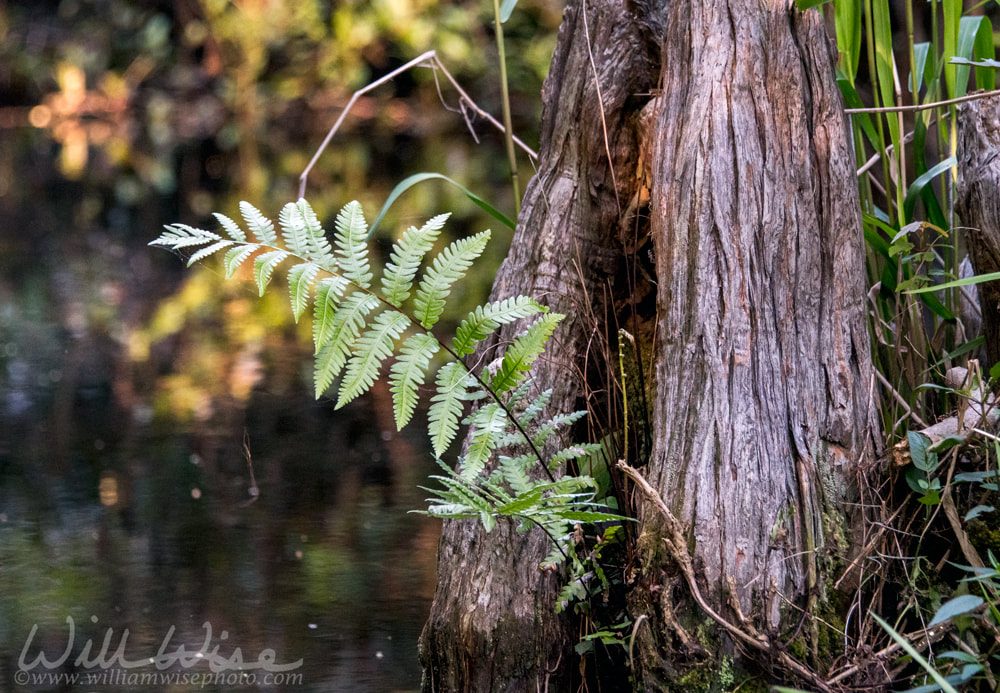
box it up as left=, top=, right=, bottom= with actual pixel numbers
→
left=832, top=0, right=996, bottom=435
left=825, top=2, right=1000, bottom=689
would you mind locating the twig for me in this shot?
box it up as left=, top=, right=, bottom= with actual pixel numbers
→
left=845, top=87, right=1000, bottom=114
left=299, top=50, right=538, bottom=198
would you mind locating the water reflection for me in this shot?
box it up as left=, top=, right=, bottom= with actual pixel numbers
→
left=1, top=367, right=440, bottom=691
left=0, top=2, right=561, bottom=689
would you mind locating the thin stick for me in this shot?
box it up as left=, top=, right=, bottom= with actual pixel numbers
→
left=845, top=86, right=1000, bottom=115
left=492, top=0, right=521, bottom=216
left=299, top=50, right=538, bottom=198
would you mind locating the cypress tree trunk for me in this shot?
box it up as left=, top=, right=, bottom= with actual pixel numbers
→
left=420, top=0, right=877, bottom=688
left=634, top=0, right=877, bottom=684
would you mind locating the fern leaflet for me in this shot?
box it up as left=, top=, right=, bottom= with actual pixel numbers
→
left=413, top=230, right=491, bottom=329
left=240, top=201, right=276, bottom=244
left=187, top=240, right=234, bottom=267
left=428, top=361, right=471, bottom=458
left=313, top=292, right=378, bottom=396
left=254, top=250, right=289, bottom=296
left=336, top=310, right=411, bottom=409
left=334, top=200, right=373, bottom=288
left=224, top=244, right=259, bottom=279
left=288, top=262, right=321, bottom=323
left=279, top=201, right=311, bottom=257
left=491, top=313, right=563, bottom=394
left=452, top=296, right=546, bottom=357
left=389, top=333, right=440, bottom=430
left=214, top=212, right=247, bottom=242
left=296, top=198, right=336, bottom=268
left=381, top=214, right=447, bottom=307
left=313, top=275, right=349, bottom=352
left=462, top=403, right=508, bottom=481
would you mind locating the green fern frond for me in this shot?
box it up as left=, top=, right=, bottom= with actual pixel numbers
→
left=516, top=387, right=552, bottom=427
left=279, top=201, right=311, bottom=257
left=428, top=361, right=471, bottom=458
left=254, top=250, right=290, bottom=296
left=224, top=244, right=259, bottom=279
left=287, top=262, right=321, bottom=322
left=334, top=200, right=373, bottom=288
left=336, top=310, right=411, bottom=409
left=545, top=443, right=604, bottom=472
left=532, top=410, right=589, bottom=448
left=389, top=333, right=440, bottom=430
left=462, top=403, right=508, bottom=481
left=499, top=454, right=532, bottom=493
left=151, top=223, right=221, bottom=250
left=491, top=313, right=564, bottom=394
left=452, top=296, right=546, bottom=357
left=381, top=214, right=448, bottom=307
left=187, top=240, right=234, bottom=267
left=413, top=230, right=491, bottom=329
left=213, top=212, right=247, bottom=242
left=295, top=198, right=336, bottom=268
left=313, top=275, right=349, bottom=352
left=240, top=201, right=277, bottom=244
left=313, top=292, right=379, bottom=397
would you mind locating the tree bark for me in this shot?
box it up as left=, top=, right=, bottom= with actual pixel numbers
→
left=419, top=2, right=663, bottom=689
left=957, top=95, right=1000, bottom=375
left=633, top=0, right=877, bottom=684
left=420, top=0, right=877, bottom=688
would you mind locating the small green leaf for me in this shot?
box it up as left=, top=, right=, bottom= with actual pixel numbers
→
left=187, top=239, right=233, bottom=266
left=253, top=250, right=289, bottom=296
left=214, top=212, right=247, bottom=242
left=928, top=595, right=984, bottom=627
left=964, top=505, right=994, bottom=521
left=240, top=201, right=276, bottom=244
left=287, top=262, right=320, bottom=323
left=908, top=431, right=936, bottom=472
left=224, top=244, right=258, bottom=279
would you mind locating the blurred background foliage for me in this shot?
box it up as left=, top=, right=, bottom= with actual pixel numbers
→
left=0, top=0, right=561, bottom=689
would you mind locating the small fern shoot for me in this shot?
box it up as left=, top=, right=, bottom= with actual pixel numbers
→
left=150, top=198, right=626, bottom=567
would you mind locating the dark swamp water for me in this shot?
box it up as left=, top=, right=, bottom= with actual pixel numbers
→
left=0, top=1, right=556, bottom=690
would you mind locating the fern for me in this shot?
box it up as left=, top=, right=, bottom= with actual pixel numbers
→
left=491, top=313, right=563, bottom=394
left=452, top=296, right=546, bottom=356
left=240, top=201, right=276, bottom=244
left=389, top=333, right=439, bottom=429
left=334, top=200, right=372, bottom=288
left=150, top=197, right=629, bottom=575
left=381, top=214, right=447, bottom=307
left=413, top=230, right=491, bottom=329
left=337, top=310, right=410, bottom=408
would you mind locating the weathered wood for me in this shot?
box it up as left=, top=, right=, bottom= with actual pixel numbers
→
left=635, top=0, right=877, bottom=682
left=421, top=0, right=878, bottom=688
left=957, top=96, right=1000, bottom=374
left=418, top=1, right=663, bottom=689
